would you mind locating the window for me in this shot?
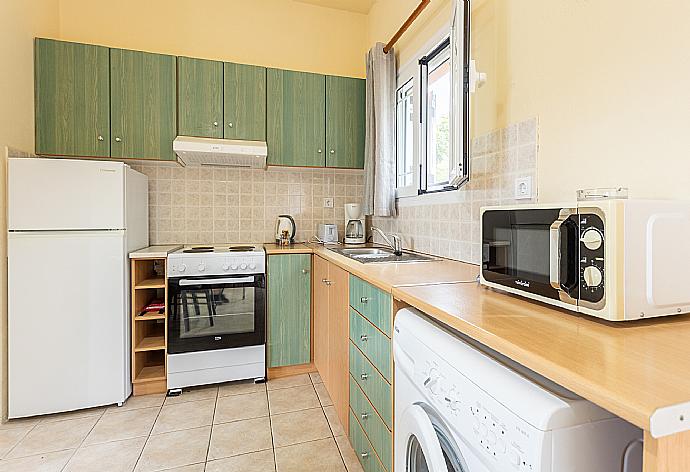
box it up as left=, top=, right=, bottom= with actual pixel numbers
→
left=396, top=79, right=415, bottom=189
left=395, top=0, right=470, bottom=198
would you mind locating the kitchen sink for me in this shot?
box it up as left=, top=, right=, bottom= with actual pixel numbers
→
left=328, top=246, right=435, bottom=264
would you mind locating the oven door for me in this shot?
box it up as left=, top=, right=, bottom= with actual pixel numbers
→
left=481, top=208, right=580, bottom=304
left=168, top=274, right=266, bottom=354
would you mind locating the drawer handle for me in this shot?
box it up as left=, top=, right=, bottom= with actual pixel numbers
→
left=360, top=334, right=368, bottom=342
left=360, top=297, right=369, bottom=303
left=361, top=452, right=369, bottom=459
left=361, top=412, right=369, bottom=420
left=302, top=269, right=310, bottom=274
left=360, top=373, right=369, bottom=381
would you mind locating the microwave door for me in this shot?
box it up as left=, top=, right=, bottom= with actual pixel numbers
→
left=549, top=209, right=580, bottom=306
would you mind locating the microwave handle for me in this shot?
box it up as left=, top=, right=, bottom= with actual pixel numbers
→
left=179, top=276, right=254, bottom=286
left=549, top=211, right=572, bottom=290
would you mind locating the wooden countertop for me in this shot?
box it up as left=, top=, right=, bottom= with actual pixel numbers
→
left=129, top=245, right=183, bottom=259
left=392, top=282, right=690, bottom=437
left=263, top=243, right=314, bottom=255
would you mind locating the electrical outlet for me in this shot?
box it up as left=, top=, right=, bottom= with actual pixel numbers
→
left=323, top=197, right=334, bottom=208
left=515, top=177, right=533, bottom=200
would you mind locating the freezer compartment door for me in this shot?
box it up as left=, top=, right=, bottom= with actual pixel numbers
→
left=8, top=231, right=129, bottom=418
left=8, top=158, right=126, bottom=230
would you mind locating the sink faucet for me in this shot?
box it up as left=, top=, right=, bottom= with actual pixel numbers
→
left=370, top=227, right=403, bottom=256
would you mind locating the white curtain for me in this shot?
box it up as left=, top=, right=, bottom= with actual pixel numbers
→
left=363, top=43, right=397, bottom=217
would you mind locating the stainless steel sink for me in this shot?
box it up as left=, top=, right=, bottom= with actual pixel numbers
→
left=328, top=246, right=435, bottom=264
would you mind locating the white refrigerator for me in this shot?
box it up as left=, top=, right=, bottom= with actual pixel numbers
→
left=8, top=157, right=148, bottom=418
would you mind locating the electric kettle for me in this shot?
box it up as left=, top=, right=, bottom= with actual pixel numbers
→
left=275, top=215, right=296, bottom=243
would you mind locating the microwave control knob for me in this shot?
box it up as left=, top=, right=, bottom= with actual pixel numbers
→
left=581, top=228, right=603, bottom=251
left=198, top=263, right=206, bottom=272
left=583, top=265, right=603, bottom=287
left=178, top=264, right=186, bottom=273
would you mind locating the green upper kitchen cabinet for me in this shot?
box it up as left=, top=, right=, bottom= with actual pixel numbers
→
left=267, top=254, right=312, bottom=368
left=267, top=68, right=326, bottom=167
left=110, top=49, right=177, bottom=160
left=326, top=76, right=366, bottom=169
left=177, top=56, right=223, bottom=138
left=34, top=38, right=110, bottom=157
left=224, top=62, right=267, bottom=141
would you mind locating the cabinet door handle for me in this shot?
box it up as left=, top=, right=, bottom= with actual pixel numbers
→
left=321, top=278, right=328, bottom=283
left=213, top=121, right=219, bottom=127
left=330, top=149, right=335, bottom=154
left=360, top=297, right=369, bottom=304
left=360, top=334, right=368, bottom=342
left=360, top=452, right=369, bottom=459
left=361, top=412, right=369, bottom=420
left=317, top=149, right=323, bottom=154
left=326, top=281, right=332, bottom=286
left=302, top=269, right=310, bottom=274
left=115, top=137, right=122, bottom=142
left=228, top=122, right=234, bottom=128
left=97, top=135, right=104, bottom=141
left=360, top=373, right=369, bottom=381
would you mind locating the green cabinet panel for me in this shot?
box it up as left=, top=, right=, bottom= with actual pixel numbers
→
left=110, top=49, right=177, bottom=160
left=268, top=254, right=312, bottom=368
left=350, top=378, right=392, bottom=471
left=326, top=76, right=366, bottom=169
left=349, top=343, right=392, bottom=429
left=349, top=308, right=391, bottom=382
left=224, top=62, right=266, bottom=141
left=349, top=410, right=387, bottom=472
left=34, top=39, right=110, bottom=157
left=178, top=57, right=223, bottom=138
left=349, top=275, right=392, bottom=337
left=267, top=68, right=326, bottom=167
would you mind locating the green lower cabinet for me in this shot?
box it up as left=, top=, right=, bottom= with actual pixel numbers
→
left=349, top=410, right=387, bottom=472
left=350, top=377, right=392, bottom=471
left=350, top=275, right=392, bottom=336
left=110, top=49, right=177, bottom=160
left=177, top=56, right=224, bottom=138
left=350, top=308, right=392, bottom=382
left=326, top=76, right=366, bottom=169
left=34, top=38, right=110, bottom=157
left=267, top=254, right=311, bottom=367
left=267, top=68, right=326, bottom=167
left=349, top=342, right=392, bottom=429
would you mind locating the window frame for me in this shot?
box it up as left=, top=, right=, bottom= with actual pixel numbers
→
left=395, top=77, right=416, bottom=193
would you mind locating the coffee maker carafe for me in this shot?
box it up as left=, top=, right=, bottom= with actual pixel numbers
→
left=344, top=203, right=366, bottom=244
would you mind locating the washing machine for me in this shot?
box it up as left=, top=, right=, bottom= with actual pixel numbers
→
left=393, top=308, right=643, bottom=472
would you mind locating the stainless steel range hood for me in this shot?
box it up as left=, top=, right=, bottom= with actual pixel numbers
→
left=173, top=136, right=268, bottom=168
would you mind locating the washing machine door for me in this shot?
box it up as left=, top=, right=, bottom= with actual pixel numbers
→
left=399, top=404, right=473, bottom=472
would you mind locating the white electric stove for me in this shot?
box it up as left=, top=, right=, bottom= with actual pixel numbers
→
left=166, top=245, right=267, bottom=391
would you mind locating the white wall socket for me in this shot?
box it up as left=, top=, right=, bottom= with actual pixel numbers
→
left=515, top=176, right=533, bottom=200
left=323, top=197, right=334, bottom=208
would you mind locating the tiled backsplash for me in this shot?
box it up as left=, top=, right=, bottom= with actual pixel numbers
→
left=131, top=164, right=364, bottom=245
left=371, top=117, right=539, bottom=264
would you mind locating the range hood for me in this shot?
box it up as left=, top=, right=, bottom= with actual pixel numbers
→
left=173, top=136, right=268, bottom=168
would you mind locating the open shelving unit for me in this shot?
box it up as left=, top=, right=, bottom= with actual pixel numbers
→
left=131, top=257, right=168, bottom=395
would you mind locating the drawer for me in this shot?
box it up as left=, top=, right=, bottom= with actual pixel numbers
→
left=349, top=342, right=392, bottom=429
left=350, top=377, right=392, bottom=471
left=349, top=410, right=387, bottom=472
left=349, top=275, right=391, bottom=336
left=349, top=308, right=391, bottom=382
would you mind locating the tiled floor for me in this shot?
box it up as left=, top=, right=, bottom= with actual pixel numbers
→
left=0, top=373, right=365, bottom=472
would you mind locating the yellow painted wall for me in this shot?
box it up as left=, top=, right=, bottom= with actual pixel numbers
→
left=57, top=0, right=368, bottom=77
left=0, top=0, right=61, bottom=422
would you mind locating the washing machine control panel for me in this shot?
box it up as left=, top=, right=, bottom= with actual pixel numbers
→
left=418, top=358, right=546, bottom=471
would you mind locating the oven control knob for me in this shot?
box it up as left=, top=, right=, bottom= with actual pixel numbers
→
left=583, top=265, right=603, bottom=287
left=222, top=265, right=230, bottom=271
left=249, top=263, right=256, bottom=270
left=178, top=264, right=186, bottom=272
left=231, top=264, right=238, bottom=270
left=240, top=263, right=248, bottom=270
left=198, top=263, right=206, bottom=272
left=581, top=228, right=603, bottom=251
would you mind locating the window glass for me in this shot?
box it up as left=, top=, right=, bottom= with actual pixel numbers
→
left=426, top=45, right=452, bottom=188
left=396, top=80, right=415, bottom=188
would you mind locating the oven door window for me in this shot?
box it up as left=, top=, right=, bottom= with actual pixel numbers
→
left=168, top=275, right=266, bottom=354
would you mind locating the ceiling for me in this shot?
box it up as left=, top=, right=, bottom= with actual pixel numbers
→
left=292, top=0, right=377, bottom=15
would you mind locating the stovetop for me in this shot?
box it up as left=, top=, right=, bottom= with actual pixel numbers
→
left=176, top=245, right=264, bottom=255
left=168, top=244, right=266, bottom=277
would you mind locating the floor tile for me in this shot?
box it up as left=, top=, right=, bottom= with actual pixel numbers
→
left=84, top=406, right=159, bottom=445
left=0, top=417, right=40, bottom=431
left=110, top=394, right=165, bottom=413
left=324, top=406, right=346, bottom=437
left=267, top=374, right=311, bottom=391
left=268, top=385, right=320, bottom=415
left=271, top=407, right=332, bottom=448
left=275, top=437, right=346, bottom=472
left=64, top=437, right=146, bottom=472
left=0, top=427, right=29, bottom=458
left=335, top=435, right=365, bottom=472
left=309, top=372, right=323, bottom=384
left=38, top=406, right=105, bottom=424
left=0, top=449, right=74, bottom=472
left=207, top=416, right=272, bottom=460
left=164, top=385, right=218, bottom=405
left=160, top=465, right=205, bottom=472
left=7, top=415, right=98, bottom=459
left=314, top=382, right=334, bottom=407
left=206, top=449, right=275, bottom=472
left=152, top=399, right=215, bottom=434
left=135, top=426, right=211, bottom=472
left=218, top=379, right=266, bottom=397
left=214, top=391, right=268, bottom=424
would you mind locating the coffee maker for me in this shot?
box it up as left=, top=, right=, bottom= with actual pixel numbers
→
left=344, top=203, right=366, bottom=244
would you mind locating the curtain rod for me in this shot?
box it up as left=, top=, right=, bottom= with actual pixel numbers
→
left=384, top=0, right=432, bottom=54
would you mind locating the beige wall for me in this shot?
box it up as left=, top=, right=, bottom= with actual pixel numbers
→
left=57, top=0, right=368, bottom=77
left=0, top=0, right=60, bottom=422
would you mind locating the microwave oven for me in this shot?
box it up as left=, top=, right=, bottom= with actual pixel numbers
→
left=480, top=200, right=690, bottom=321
